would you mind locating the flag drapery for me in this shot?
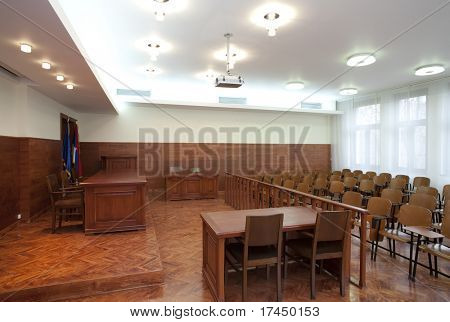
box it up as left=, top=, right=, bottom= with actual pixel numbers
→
left=62, top=120, right=82, bottom=180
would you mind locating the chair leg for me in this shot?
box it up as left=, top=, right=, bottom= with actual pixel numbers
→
left=266, top=264, right=270, bottom=280
left=388, top=239, right=392, bottom=257
left=242, top=265, right=248, bottom=302
left=412, top=239, right=421, bottom=282
left=370, top=241, right=374, bottom=260
left=276, top=262, right=282, bottom=302
left=310, top=258, right=316, bottom=300
left=340, top=257, right=345, bottom=296
left=428, top=253, right=433, bottom=275
left=434, top=256, right=438, bottom=278
left=393, top=240, right=396, bottom=258
left=374, top=238, right=379, bottom=262
left=408, top=238, right=414, bottom=279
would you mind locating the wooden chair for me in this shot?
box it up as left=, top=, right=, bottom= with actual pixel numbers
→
left=342, top=169, right=351, bottom=174
left=312, top=178, right=328, bottom=196
left=357, top=173, right=370, bottom=184
left=366, top=171, right=377, bottom=179
left=412, top=213, right=449, bottom=280
left=343, top=171, right=354, bottom=178
left=353, top=170, right=363, bottom=177
left=328, top=181, right=345, bottom=202
left=291, top=174, right=302, bottom=184
left=302, top=174, right=313, bottom=188
left=343, top=177, right=357, bottom=192
left=329, top=174, right=341, bottom=182
left=373, top=175, right=388, bottom=196
left=225, top=214, right=284, bottom=301
left=272, top=175, right=283, bottom=186
left=374, top=205, right=432, bottom=278
left=342, top=191, right=363, bottom=208
left=395, top=174, right=410, bottom=190
left=417, top=186, right=439, bottom=199
left=380, top=172, right=392, bottom=183
left=381, top=188, right=404, bottom=226
left=332, top=171, right=342, bottom=177
left=283, top=179, right=295, bottom=190
left=359, top=179, right=375, bottom=200
left=46, top=174, right=84, bottom=233
left=409, top=193, right=436, bottom=213
left=263, top=175, right=272, bottom=184
left=284, top=211, right=352, bottom=299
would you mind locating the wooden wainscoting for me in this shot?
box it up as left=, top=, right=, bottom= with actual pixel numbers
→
left=80, top=142, right=331, bottom=192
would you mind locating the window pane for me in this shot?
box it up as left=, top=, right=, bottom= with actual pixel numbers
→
left=414, top=125, right=426, bottom=170
left=356, top=104, right=380, bottom=125
left=398, top=95, right=427, bottom=122
left=369, top=129, right=380, bottom=166
left=398, top=127, right=408, bottom=168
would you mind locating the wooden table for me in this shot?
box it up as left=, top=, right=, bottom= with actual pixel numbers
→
left=81, top=170, right=147, bottom=234
left=166, top=174, right=218, bottom=201
left=201, top=207, right=328, bottom=302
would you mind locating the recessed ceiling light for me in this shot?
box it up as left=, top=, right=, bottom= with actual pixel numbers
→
left=138, top=0, right=187, bottom=21
left=340, top=88, right=358, bottom=96
left=41, top=62, right=51, bottom=70
left=66, top=84, right=74, bottom=90
left=285, top=81, right=305, bottom=90
left=415, top=64, right=445, bottom=76
left=147, top=42, right=161, bottom=61
left=251, top=3, right=296, bottom=37
left=346, top=54, right=376, bottom=67
left=20, top=43, right=32, bottom=53
left=56, top=74, right=65, bottom=81
left=145, top=66, right=162, bottom=75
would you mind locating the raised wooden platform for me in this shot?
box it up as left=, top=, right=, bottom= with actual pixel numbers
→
left=0, top=211, right=163, bottom=301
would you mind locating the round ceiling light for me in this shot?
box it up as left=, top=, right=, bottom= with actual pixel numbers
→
left=20, top=43, right=32, bottom=53
left=285, top=81, right=305, bottom=90
left=414, top=64, right=445, bottom=76
left=346, top=54, right=376, bottom=67
left=41, top=62, right=51, bottom=70
left=250, top=3, right=295, bottom=37
left=339, top=88, right=358, bottom=96
left=56, top=74, right=65, bottom=81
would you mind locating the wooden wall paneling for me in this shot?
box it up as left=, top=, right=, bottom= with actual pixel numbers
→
left=0, top=136, right=20, bottom=230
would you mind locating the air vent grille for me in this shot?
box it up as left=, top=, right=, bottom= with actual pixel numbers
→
left=218, top=97, right=247, bottom=105
left=116, top=89, right=151, bottom=97
left=301, top=102, right=322, bottom=110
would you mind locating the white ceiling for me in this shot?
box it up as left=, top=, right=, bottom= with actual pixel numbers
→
left=4, top=0, right=450, bottom=113
left=0, top=0, right=116, bottom=113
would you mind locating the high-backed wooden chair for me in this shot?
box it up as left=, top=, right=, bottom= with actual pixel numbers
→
left=225, top=214, right=284, bottom=301
left=409, top=193, right=436, bottom=213
left=342, top=191, right=363, bottom=208
left=343, top=171, right=354, bottom=178
left=390, top=177, right=406, bottom=191
left=343, top=177, right=357, bottom=191
left=380, top=172, right=392, bottom=183
left=357, top=173, right=370, bottom=183
left=313, top=178, right=328, bottom=196
left=353, top=170, right=363, bottom=177
left=302, top=174, right=313, bottom=188
left=381, top=188, right=404, bottom=226
left=272, top=175, right=283, bottom=186
left=46, top=174, right=84, bottom=233
left=329, top=174, right=341, bottom=182
left=417, top=186, right=439, bottom=199
left=332, top=170, right=342, bottom=177
left=374, top=205, right=432, bottom=278
left=359, top=179, right=375, bottom=199
left=328, top=181, right=345, bottom=201
left=285, top=211, right=352, bottom=299
left=395, top=174, right=410, bottom=190
left=373, top=175, right=388, bottom=195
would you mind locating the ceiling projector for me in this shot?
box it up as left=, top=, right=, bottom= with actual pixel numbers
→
left=215, top=75, right=244, bottom=88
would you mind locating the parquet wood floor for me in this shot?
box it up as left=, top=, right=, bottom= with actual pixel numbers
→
left=69, top=199, right=449, bottom=302
left=0, top=210, right=163, bottom=301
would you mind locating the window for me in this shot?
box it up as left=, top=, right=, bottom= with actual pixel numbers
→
left=396, top=95, right=427, bottom=172
left=354, top=103, right=380, bottom=169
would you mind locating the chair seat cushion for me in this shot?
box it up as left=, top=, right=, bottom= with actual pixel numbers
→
left=419, top=243, right=450, bottom=261
left=227, top=243, right=277, bottom=262
left=286, top=238, right=343, bottom=259
left=55, top=197, right=82, bottom=208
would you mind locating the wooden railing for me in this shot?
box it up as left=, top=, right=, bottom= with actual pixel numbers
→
left=224, top=172, right=369, bottom=288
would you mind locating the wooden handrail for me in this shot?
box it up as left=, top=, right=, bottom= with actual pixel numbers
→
left=224, top=171, right=368, bottom=288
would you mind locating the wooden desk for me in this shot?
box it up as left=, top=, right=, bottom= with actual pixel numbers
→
left=101, top=155, right=137, bottom=170
left=81, top=170, right=147, bottom=234
left=201, top=207, right=325, bottom=302
left=166, top=174, right=218, bottom=201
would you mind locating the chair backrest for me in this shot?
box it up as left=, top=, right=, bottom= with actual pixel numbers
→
left=283, top=179, right=295, bottom=190
left=366, top=171, right=377, bottom=179
left=409, top=193, right=436, bottom=211
left=264, top=175, right=272, bottom=184
left=367, top=197, right=392, bottom=218
left=380, top=173, right=392, bottom=183
left=282, top=172, right=290, bottom=179
left=359, top=179, right=374, bottom=193
left=398, top=204, right=432, bottom=227
left=245, top=214, right=284, bottom=247
left=353, top=170, right=363, bottom=177
left=343, top=177, right=357, bottom=189
left=343, top=171, right=354, bottom=178
left=416, top=186, right=439, bottom=199
left=329, top=174, right=341, bottom=182
left=332, top=170, right=342, bottom=176
left=443, top=184, right=450, bottom=202
left=395, top=174, right=410, bottom=185
left=342, top=168, right=351, bottom=174
left=373, top=175, right=387, bottom=186
left=316, top=172, right=328, bottom=180
left=272, top=175, right=283, bottom=186
left=291, top=174, right=302, bottom=183
left=413, top=176, right=430, bottom=189
left=381, top=188, right=403, bottom=204
left=357, top=174, right=370, bottom=183
left=314, top=178, right=328, bottom=190
left=389, top=177, right=406, bottom=190
left=314, top=211, right=351, bottom=243
left=46, top=174, right=60, bottom=205
left=329, top=181, right=344, bottom=194
left=296, top=182, right=309, bottom=193
left=302, top=175, right=313, bottom=187
left=342, top=191, right=363, bottom=207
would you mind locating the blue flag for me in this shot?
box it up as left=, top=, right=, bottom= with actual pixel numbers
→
left=62, top=121, right=71, bottom=176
